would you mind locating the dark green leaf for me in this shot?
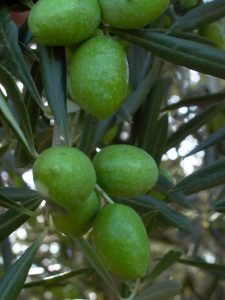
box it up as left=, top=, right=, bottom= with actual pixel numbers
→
left=174, top=159, right=225, bottom=195
left=0, top=231, right=45, bottom=300
left=24, top=267, right=92, bottom=288
left=0, top=191, right=37, bottom=216
left=136, top=280, right=182, bottom=300
left=147, top=250, right=182, bottom=281
left=78, top=113, right=100, bottom=155
left=76, top=238, right=120, bottom=299
left=0, top=197, right=41, bottom=242
left=163, top=90, right=225, bottom=111
left=186, top=126, right=225, bottom=157
left=119, top=195, right=192, bottom=232
left=166, top=105, right=219, bottom=151
left=157, top=175, right=192, bottom=209
left=178, top=258, right=225, bottom=275
left=0, top=64, right=35, bottom=153
left=0, top=187, right=39, bottom=202
left=39, top=45, right=69, bottom=144
left=211, top=198, right=225, bottom=213
left=109, top=29, right=225, bottom=80
left=0, top=91, right=36, bottom=158
left=0, top=5, right=41, bottom=107
left=171, top=0, right=225, bottom=32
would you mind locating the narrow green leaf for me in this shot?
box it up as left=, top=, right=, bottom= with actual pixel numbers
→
left=1, top=238, right=13, bottom=272
left=163, top=90, right=225, bottom=111
left=171, top=0, right=225, bottom=32
left=0, top=231, right=46, bottom=300
left=39, top=45, right=69, bottom=144
left=0, top=5, right=41, bottom=107
left=139, top=80, right=166, bottom=155
left=24, top=267, right=92, bottom=288
left=0, top=91, right=36, bottom=158
left=0, top=197, right=41, bottom=242
left=211, top=198, right=225, bottom=213
left=122, top=58, right=162, bottom=117
left=186, top=126, right=225, bottom=157
left=174, top=159, right=225, bottom=195
left=78, top=113, right=100, bottom=155
left=128, top=195, right=192, bottom=232
left=76, top=238, right=120, bottom=299
left=147, top=250, right=182, bottom=281
left=0, top=187, right=39, bottom=202
left=178, top=258, right=225, bottom=274
left=166, top=105, right=219, bottom=151
left=0, top=64, right=35, bottom=152
left=109, top=29, right=225, bottom=80
left=0, top=191, right=37, bottom=216
left=157, top=175, right=192, bottom=209
left=136, top=280, right=182, bottom=300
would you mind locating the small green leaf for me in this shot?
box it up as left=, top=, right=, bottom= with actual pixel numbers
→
left=174, top=158, right=225, bottom=195
left=178, top=258, right=225, bottom=275
left=171, top=0, right=225, bottom=32
left=39, top=45, right=69, bottom=144
left=0, top=197, right=41, bottom=242
left=166, top=105, right=219, bottom=151
left=0, top=231, right=46, bottom=300
left=147, top=250, right=182, bottom=281
left=24, top=267, right=93, bottom=288
left=136, top=280, right=182, bottom=300
left=163, top=90, right=225, bottom=111
left=0, top=187, right=39, bottom=202
left=186, top=126, right=225, bottom=157
left=0, top=64, right=35, bottom=152
left=109, top=29, right=225, bottom=80
left=0, top=91, right=36, bottom=158
left=76, top=237, right=120, bottom=299
left=78, top=113, right=100, bottom=155
left=0, top=191, right=37, bottom=216
left=119, top=195, right=192, bottom=232
left=0, top=5, right=41, bottom=107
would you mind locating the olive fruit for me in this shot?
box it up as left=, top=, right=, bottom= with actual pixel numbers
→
left=199, top=22, right=225, bottom=50
left=33, top=146, right=96, bottom=208
left=28, top=0, right=101, bottom=46
left=93, top=204, right=150, bottom=280
left=99, top=0, right=169, bottom=29
left=52, top=192, right=100, bottom=238
left=70, top=36, right=129, bottom=119
left=93, top=145, right=158, bottom=197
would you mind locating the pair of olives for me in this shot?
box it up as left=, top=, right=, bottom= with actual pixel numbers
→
left=28, top=0, right=169, bottom=119
left=33, top=145, right=158, bottom=280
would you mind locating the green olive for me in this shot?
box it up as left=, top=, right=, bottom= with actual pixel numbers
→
left=28, top=0, right=101, bottom=46
left=70, top=36, right=129, bottom=119
left=99, top=0, right=169, bottom=29
left=93, top=144, right=158, bottom=197
left=93, top=204, right=150, bottom=280
left=52, top=192, right=100, bottom=238
left=33, top=146, right=96, bottom=208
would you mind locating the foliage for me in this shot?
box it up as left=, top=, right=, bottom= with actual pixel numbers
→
left=0, top=1, right=225, bottom=299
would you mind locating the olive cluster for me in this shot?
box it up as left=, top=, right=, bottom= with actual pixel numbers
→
left=30, top=0, right=167, bottom=280
left=28, top=0, right=169, bottom=119
left=33, top=145, right=158, bottom=280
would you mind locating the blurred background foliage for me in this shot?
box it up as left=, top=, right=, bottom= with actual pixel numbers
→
left=1, top=0, right=225, bottom=299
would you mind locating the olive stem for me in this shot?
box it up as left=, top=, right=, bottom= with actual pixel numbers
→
left=95, top=184, right=115, bottom=204
left=121, top=279, right=140, bottom=300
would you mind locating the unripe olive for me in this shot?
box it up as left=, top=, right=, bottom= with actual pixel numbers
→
left=28, top=0, right=101, bottom=46
left=33, top=146, right=96, bottom=208
left=199, top=22, right=225, bottom=50
left=93, top=145, right=158, bottom=197
left=70, top=36, right=129, bottom=119
left=93, top=204, right=150, bottom=280
left=52, top=192, right=100, bottom=238
left=99, top=0, right=169, bottom=29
